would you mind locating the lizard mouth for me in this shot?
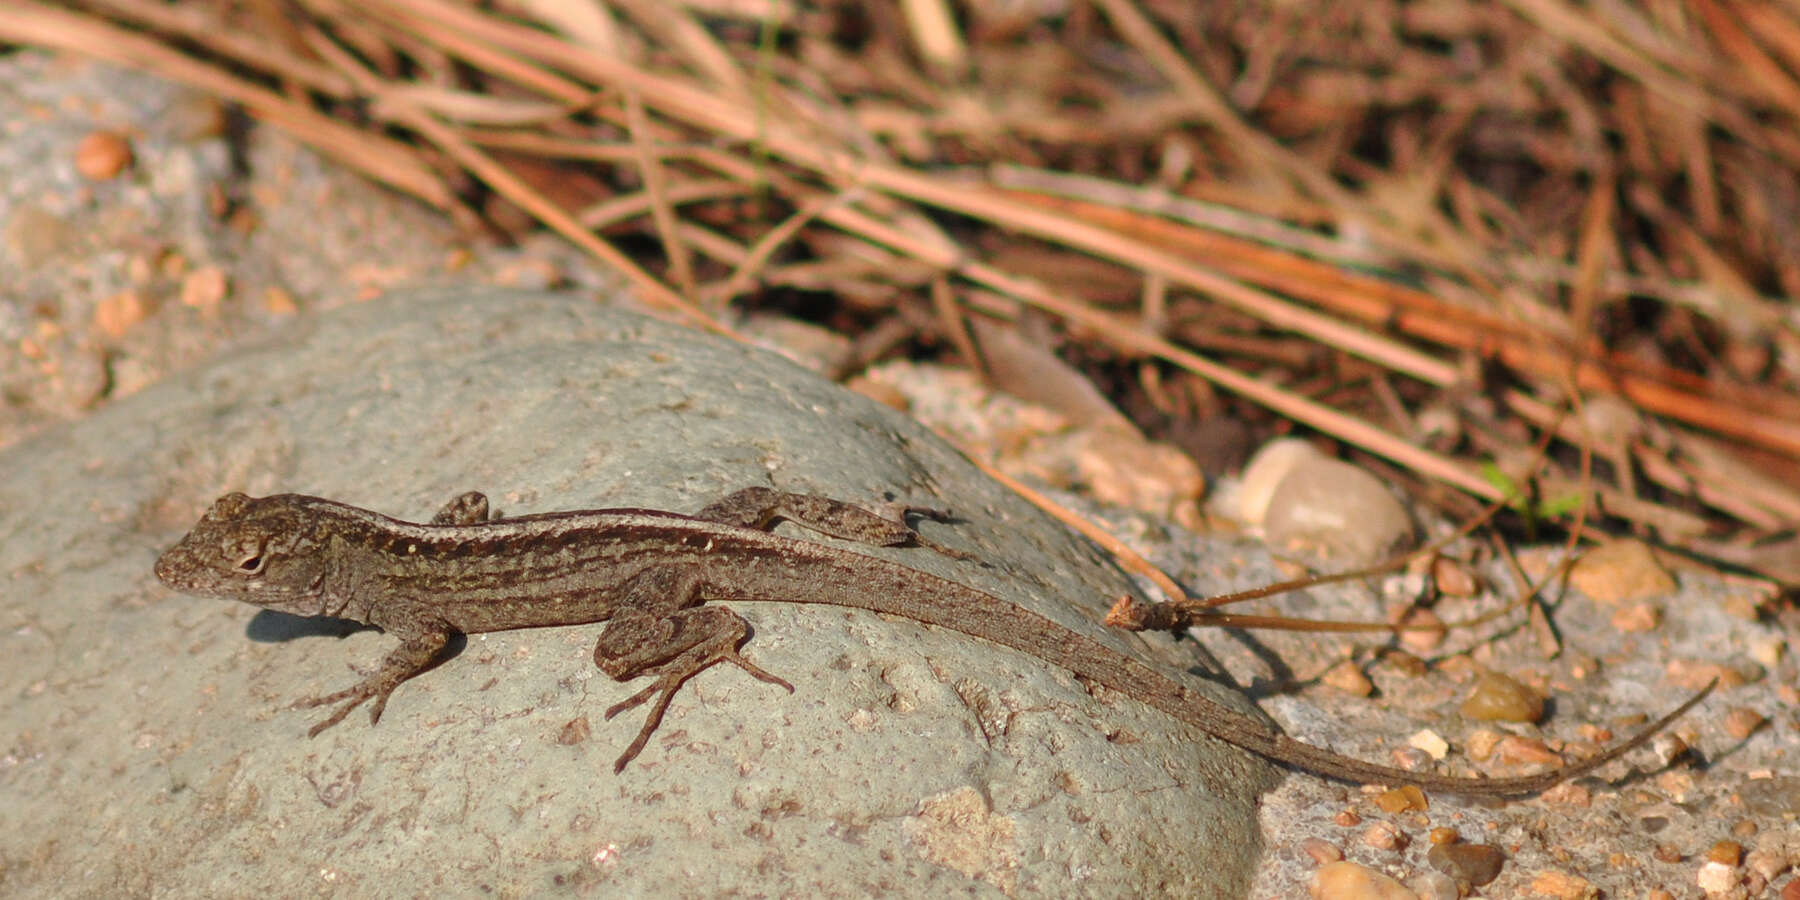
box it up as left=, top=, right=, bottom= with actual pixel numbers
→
left=152, top=546, right=196, bottom=590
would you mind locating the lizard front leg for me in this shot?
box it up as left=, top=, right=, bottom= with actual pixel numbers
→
left=294, top=628, right=451, bottom=736
left=283, top=491, right=486, bottom=734
left=593, top=567, right=793, bottom=771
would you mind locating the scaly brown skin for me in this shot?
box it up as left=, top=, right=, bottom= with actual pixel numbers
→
left=155, top=487, right=1713, bottom=790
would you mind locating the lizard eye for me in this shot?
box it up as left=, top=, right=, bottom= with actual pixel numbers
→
left=226, top=536, right=268, bottom=575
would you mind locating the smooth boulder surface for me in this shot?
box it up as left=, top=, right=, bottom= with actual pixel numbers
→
left=0, top=288, right=1278, bottom=898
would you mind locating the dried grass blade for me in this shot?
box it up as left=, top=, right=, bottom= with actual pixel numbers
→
left=812, top=202, right=1503, bottom=498
left=297, top=8, right=710, bottom=328
left=624, top=90, right=699, bottom=305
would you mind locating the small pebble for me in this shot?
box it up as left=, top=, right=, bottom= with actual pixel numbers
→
left=1540, top=782, right=1591, bottom=807
left=1389, top=605, right=1445, bottom=653
left=265, top=286, right=300, bottom=317
left=1310, top=860, right=1419, bottom=900
left=1463, top=728, right=1501, bottom=761
left=1724, top=707, right=1767, bottom=740
left=1461, top=671, right=1544, bottom=723
left=1745, top=847, right=1785, bottom=881
left=1568, top=538, right=1675, bottom=604
left=1577, top=722, right=1613, bottom=743
left=1495, top=735, right=1561, bottom=766
left=1361, top=821, right=1408, bottom=852
left=93, top=291, right=151, bottom=339
left=1426, top=827, right=1458, bottom=846
left=1405, top=870, right=1458, bottom=900
left=1609, top=602, right=1661, bottom=632
left=1427, top=841, right=1506, bottom=886
left=1655, top=770, right=1698, bottom=801
left=1784, top=878, right=1800, bottom=900
left=74, top=129, right=133, bottom=180
left=1407, top=729, right=1449, bottom=761
left=1335, top=809, right=1363, bottom=827
left=1655, top=844, right=1683, bottom=863
left=1667, top=658, right=1755, bottom=690
left=1749, top=634, right=1785, bottom=668
left=180, top=265, right=229, bottom=313
left=1374, top=786, right=1427, bottom=813
left=1261, top=456, right=1415, bottom=562
left=1238, top=438, right=1320, bottom=525
left=1322, top=661, right=1374, bottom=697
left=1430, top=556, right=1479, bottom=597
left=1300, top=837, right=1344, bottom=865
left=1708, top=841, right=1744, bottom=866
left=1529, top=869, right=1597, bottom=899
left=1698, top=860, right=1739, bottom=894
left=1388, top=747, right=1432, bottom=772
left=1377, top=649, right=1428, bottom=678
left=1651, top=733, right=1691, bottom=768
left=1559, top=737, right=1601, bottom=760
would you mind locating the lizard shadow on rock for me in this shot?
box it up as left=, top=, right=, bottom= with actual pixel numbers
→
left=245, top=609, right=469, bottom=665
left=246, top=608, right=372, bottom=641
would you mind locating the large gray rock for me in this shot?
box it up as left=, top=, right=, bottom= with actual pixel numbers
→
left=1, top=288, right=1278, bottom=898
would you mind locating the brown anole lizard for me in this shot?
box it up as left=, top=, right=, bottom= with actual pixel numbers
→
left=153, top=487, right=1711, bottom=794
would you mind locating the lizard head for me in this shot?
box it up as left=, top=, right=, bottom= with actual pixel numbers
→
left=155, top=492, right=337, bottom=616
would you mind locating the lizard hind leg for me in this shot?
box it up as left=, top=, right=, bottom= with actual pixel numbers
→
left=595, top=605, right=794, bottom=772
left=695, top=486, right=976, bottom=560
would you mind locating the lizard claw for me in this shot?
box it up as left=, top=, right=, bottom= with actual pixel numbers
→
left=604, top=681, right=663, bottom=720
left=294, top=682, right=387, bottom=736
left=607, top=674, right=680, bottom=773
left=295, top=691, right=366, bottom=737
left=290, top=632, right=448, bottom=737
left=717, top=647, right=794, bottom=693
left=603, top=647, right=794, bottom=772
left=292, top=670, right=408, bottom=736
